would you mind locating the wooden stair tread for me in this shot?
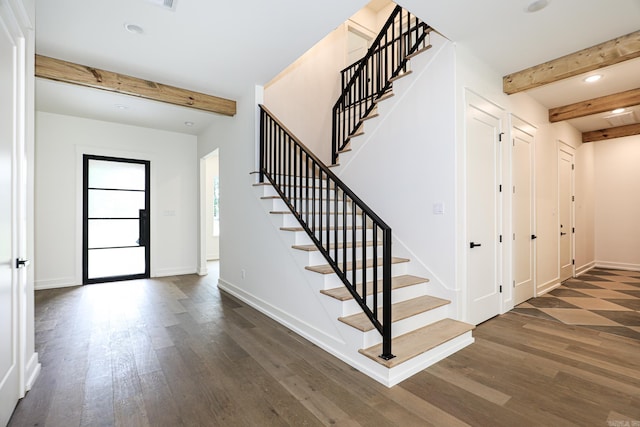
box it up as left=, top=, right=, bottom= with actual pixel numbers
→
left=362, top=112, right=379, bottom=122
left=359, top=319, right=474, bottom=368
left=407, top=43, right=433, bottom=60
left=305, top=257, right=408, bottom=275
left=374, top=91, right=394, bottom=103
left=389, top=69, right=412, bottom=82
left=339, top=295, right=450, bottom=332
left=321, top=274, right=429, bottom=301
left=293, top=240, right=375, bottom=252
left=281, top=224, right=371, bottom=233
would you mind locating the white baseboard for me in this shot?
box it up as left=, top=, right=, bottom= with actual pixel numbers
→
left=594, top=261, right=640, bottom=272
left=537, top=277, right=560, bottom=296
left=24, top=352, right=40, bottom=393
left=35, top=277, right=78, bottom=290
left=153, top=267, right=197, bottom=277
left=576, top=261, right=596, bottom=276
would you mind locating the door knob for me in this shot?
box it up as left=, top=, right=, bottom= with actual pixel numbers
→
left=16, top=258, right=30, bottom=268
left=531, top=234, right=537, bottom=240
left=469, top=242, right=482, bottom=248
left=560, top=232, right=567, bottom=236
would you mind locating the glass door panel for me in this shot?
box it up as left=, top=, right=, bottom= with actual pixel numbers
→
left=83, top=155, right=150, bottom=284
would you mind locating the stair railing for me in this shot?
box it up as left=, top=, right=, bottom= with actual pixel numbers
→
left=332, top=6, right=431, bottom=164
left=259, top=105, right=395, bottom=360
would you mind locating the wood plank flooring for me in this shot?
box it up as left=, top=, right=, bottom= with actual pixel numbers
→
left=9, top=267, right=640, bottom=426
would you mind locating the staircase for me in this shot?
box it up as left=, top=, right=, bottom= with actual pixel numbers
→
left=254, top=6, right=474, bottom=387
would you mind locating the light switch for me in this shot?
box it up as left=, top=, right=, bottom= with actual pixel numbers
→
left=433, top=202, right=444, bottom=215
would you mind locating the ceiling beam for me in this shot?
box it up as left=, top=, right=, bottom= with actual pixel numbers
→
left=503, top=30, right=640, bottom=95
left=35, top=55, right=236, bottom=116
left=549, top=88, right=640, bottom=122
left=582, top=123, right=640, bottom=143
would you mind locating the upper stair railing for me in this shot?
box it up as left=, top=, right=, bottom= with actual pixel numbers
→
left=259, top=105, right=395, bottom=360
left=332, top=5, right=431, bottom=164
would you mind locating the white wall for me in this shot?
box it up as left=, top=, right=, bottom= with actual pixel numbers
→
left=264, top=7, right=388, bottom=164
left=337, top=34, right=458, bottom=297
left=594, top=134, right=640, bottom=270
left=34, top=112, right=198, bottom=289
left=205, top=151, right=219, bottom=260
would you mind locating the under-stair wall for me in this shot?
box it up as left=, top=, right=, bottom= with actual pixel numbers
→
left=332, top=32, right=458, bottom=305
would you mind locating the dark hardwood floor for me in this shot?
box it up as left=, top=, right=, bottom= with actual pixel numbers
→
left=9, top=268, right=640, bottom=426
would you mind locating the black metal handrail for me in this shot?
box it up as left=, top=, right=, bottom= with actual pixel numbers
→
left=259, top=104, right=395, bottom=360
left=332, top=6, right=431, bottom=164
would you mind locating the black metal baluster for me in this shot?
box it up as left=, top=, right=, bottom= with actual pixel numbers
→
left=361, top=211, right=367, bottom=307
left=351, top=200, right=357, bottom=294
left=380, top=228, right=394, bottom=360
left=372, top=225, right=378, bottom=320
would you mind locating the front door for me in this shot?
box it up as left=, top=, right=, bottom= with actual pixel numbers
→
left=83, top=155, right=150, bottom=284
left=558, top=144, right=575, bottom=282
left=466, top=91, right=503, bottom=325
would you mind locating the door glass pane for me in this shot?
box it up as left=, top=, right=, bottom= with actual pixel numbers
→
left=88, top=189, right=145, bottom=218
left=88, top=247, right=146, bottom=279
left=88, top=219, right=140, bottom=249
left=88, top=159, right=146, bottom=190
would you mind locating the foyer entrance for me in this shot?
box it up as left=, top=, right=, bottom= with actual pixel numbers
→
left=83, top=155, right=151, bottom=284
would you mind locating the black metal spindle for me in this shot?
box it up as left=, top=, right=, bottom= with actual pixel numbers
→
left=372, top=225, right=378, bottom=319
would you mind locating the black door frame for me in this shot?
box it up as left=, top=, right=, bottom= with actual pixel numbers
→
left=82, top=154, right=151, bottom=284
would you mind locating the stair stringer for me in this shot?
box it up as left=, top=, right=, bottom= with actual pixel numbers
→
left=250, top=183, right=473, bottom=387
left=329, top=32, right=463, bottom=320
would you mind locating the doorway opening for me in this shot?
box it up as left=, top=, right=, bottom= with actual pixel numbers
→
left=205, top=149, right=220, bottom=261
left=82, top=155, right=150, bottom=284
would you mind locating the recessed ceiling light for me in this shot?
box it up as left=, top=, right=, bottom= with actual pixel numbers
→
left=124, top=23, right=145, bottom=35
left=584, top=74, right=602, bottom=83
left=612, top=108, right=626, bottom=114
left=115, top=104, right=129, bottom=110
left=184, top=121, right=194, bottom=127
left=525, top=0, right=550, bottom=13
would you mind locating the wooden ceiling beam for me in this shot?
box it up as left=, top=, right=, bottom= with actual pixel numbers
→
left=549, top=88, right=640, bottom=122
left=503, top=30, right=640, bottom=95
left=582, top=123, right=640, bottom=143
left=35, top=55, right=236, bottom=116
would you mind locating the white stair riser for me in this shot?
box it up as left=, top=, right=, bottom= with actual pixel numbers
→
left=303, top=245, right=380, bottom=266
left=278, top=212, right=365, bottom=228
left=310, top=262, right=408, bottom=287
left=360, top=304, right=450, bottom=348
left=340, top=283, right=429, bottom=316
left=269, top=198, right=355, bottom=213
left=283, top=228, right=374, bottom=245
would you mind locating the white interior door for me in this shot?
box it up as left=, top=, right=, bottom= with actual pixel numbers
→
left=0, top=12, right=21, bottom=425
left=512, top=127, right=535, bottom=305
left=559, top=144, right=575, bottom=282
left=466, top=93, right=503, bottom=325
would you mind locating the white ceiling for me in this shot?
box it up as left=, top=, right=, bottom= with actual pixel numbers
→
left=35, top=0, right=640, bottom=135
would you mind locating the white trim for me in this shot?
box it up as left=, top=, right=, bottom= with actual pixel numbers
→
left=594, top=261, right=640, bottom=272
left=153, top=267, right=196, bottom=277
left=34, top=276, right=78, bottom=290
left=576, top=261, right=596, bottom=276
left=23, top=352, right=39, bottom=392
left=537, top=277, right=561, bottom=295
